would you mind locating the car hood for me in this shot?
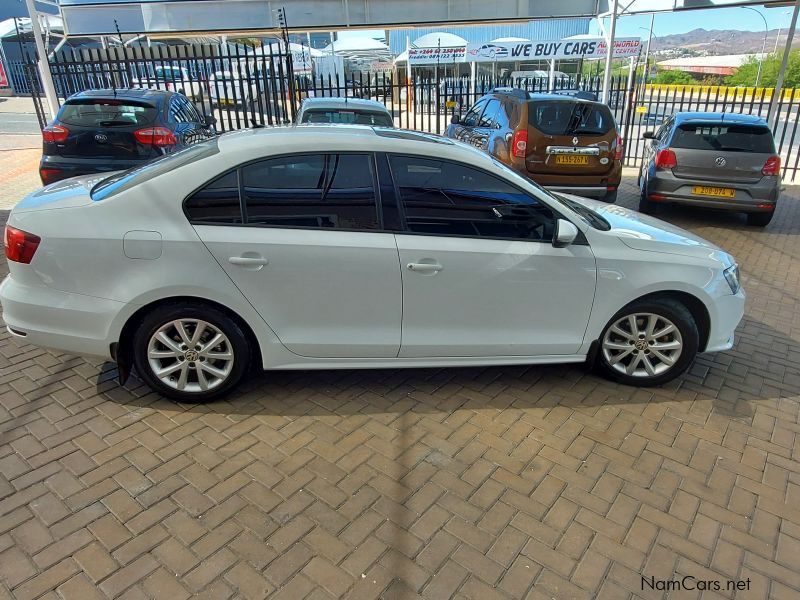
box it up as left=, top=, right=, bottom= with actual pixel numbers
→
left=560, top=194, right=732, bottom=264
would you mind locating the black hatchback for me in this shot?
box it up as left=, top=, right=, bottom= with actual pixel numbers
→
left=39, top=89, right=216, bottom=185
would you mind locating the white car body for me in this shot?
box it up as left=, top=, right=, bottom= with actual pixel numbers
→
left=1, top=126, right=744, bottom=396
left=132, top=66, right=203, bottom=100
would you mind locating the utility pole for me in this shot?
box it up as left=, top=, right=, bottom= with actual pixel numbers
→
left=601, top=0, right=618, bottom=104
left=24, top=0, right=59, bottom=118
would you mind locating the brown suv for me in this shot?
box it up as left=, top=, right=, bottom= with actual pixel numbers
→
left=446, top=89, right=622, bottom=202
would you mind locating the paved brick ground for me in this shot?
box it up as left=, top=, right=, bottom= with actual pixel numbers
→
left=0, top=163, right=799, bottom=599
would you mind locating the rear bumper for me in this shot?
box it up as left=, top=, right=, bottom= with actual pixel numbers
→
left=0, top=276, right=125, bottom=359
left=647, top=172, right=780, bottom=212
left=39, top=156, right=151, bottom=183
left=517, top=162, right=622, bottom=198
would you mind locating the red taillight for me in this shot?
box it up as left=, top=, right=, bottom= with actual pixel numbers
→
left=39, top=168, right=62, bottom=185
left=614, top=134, right=624, bottom=161
left=762, top=155, right=780, bottom=176
left=655, top=148, right=677, bottom=170
left=5, top=226, right=40, bottom=264
left=134, top=126, right=177, bottom=147
left=42, top=124, right=69, bottom=143
left=511, top=130, right=528, bottom=158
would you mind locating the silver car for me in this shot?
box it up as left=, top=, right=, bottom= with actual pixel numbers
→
left=296, top=97, right=394, bottom=127
left=638, top=112, right=781, bottom=226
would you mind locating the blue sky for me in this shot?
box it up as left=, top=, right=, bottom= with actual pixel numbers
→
left=337, top=6, right=796, bottom=43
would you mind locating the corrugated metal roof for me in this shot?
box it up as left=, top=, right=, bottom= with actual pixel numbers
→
left=388, top=19, right=591, bottom=54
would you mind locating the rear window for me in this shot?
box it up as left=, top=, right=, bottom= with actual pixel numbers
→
left=90, top=138, right=220, bottom=200
left=671, top=124, right=775, bottom=153
left=301, top=110, right=393, bottom=127
left=528, top=100, right=614, bottom=136
left=58, top=99, right=158, bottom=128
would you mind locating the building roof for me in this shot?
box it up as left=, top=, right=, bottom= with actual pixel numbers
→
left=657, top=54, right=766, bottom=76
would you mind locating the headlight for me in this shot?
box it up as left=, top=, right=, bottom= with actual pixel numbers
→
left=723, top=264, right=740, bottom=294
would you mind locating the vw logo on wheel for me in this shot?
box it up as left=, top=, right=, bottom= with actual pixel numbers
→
left=94, top=133, right=108, bottom=144
left=715, top=156, right=727, bottom=167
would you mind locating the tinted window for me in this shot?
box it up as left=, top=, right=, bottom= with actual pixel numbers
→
left=59, top=99, right=158, bottom=127
left=478, top=100, right=500, bottom=128
left=184, top=171, right=242, bottom=224
left=242, top=154, right=379, bottom=230
left=390, top=156, right=555, bottom=241
left=301, top=109, right=393, bottom=127
left=92, top=138, right=220, bottom=200
left=462, top=99, right=488, bottom=127
left=528, top=100, right=614, bottom=135
left=671, top=124, right=775, bottom=153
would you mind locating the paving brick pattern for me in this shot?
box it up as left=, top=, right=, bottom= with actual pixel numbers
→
left=1, top=176, right=799, bottom=599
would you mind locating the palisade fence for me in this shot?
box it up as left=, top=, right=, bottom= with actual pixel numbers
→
left=17, top=43, right=800, bottom=181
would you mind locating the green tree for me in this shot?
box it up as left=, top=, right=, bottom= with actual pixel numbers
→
left=726, top=51, right=800, bottom=88
left=653, top=70, right=695, bottom=84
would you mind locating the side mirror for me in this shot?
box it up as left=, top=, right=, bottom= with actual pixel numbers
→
left=204, top=115, right=217, bottom=127
left=450, top=114, right=461, bottom=125
left=553, top=219, right=579, bottom=248
left=642, top=131, right=655, bottom=139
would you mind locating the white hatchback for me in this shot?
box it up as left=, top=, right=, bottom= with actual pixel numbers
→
left=1, top=126, right=744, bottom=401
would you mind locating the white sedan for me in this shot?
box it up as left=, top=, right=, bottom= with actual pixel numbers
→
left=1, top=126, right=744, bottom=401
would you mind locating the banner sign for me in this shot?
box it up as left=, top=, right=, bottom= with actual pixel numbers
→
left=408, top=46, right=467, bottom=65
left=465, top=37, right=641, bottom=62
left=0, top=60, right=7, bottom=88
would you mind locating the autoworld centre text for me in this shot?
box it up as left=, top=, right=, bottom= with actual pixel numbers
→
left=407, top=37, right=641, bottom=65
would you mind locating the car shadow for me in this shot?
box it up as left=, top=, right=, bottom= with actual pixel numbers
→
left=93, top=314, right=797, bottom=423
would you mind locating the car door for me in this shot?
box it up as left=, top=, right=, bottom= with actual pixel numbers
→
left=389, top=155, right=596, bottom=358
left=448, top=98, right=488, bottom=145
left=469, top=99, right=501, bottom=152
left=187, top=153, right=402, bottom=358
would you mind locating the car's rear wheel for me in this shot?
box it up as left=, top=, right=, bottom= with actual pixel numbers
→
left=746, top=210, right=774, bottom=227
left=638, top=181, right=660, bottom=215
left=133, top=304, right=250, bottom=402
left=596, top=298, right=698, bottom=387
left=602, top=190, right=618, bottom=203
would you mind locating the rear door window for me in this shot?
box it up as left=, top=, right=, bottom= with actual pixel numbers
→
left=528, top=100, right=614, bottom=135
left=671, top=124, right=775, bottom=153
left=58, top=99, right=158, bottom=128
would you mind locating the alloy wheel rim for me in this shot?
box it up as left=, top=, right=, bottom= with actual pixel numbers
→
left=601, top=313, right=683, bottom=378
left=147, top=319, right=234, bottom=393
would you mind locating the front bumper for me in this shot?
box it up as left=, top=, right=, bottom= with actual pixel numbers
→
left=0, top=276, right=126, bottom=359
left=705, top=288, right=746, bottom=353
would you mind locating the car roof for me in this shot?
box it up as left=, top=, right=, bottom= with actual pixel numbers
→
left=217, top=124, right=494, bottom=166
left=300, top=97, right=390, bottom=112
left=673, top=111, right=768, bottom=126
left=66, top=88, right=172, bottom=104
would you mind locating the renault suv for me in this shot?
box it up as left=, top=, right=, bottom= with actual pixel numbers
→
left=446, top=88, right=622, bottom=202
left=639, top=112, right=781, bottom=226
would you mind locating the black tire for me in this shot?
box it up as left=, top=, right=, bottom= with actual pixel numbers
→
left=746, top=211, right=774, bottom=227
left=638, top=183, right=660, bottom=215
left=595, top=298, right=699, bottom=387
left=132, top=303, right=251, bottom=402
left=602, top=190, right=618, bottom=203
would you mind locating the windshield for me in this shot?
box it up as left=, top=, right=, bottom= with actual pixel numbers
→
left=301, top=109, right=393, bottom=127
left=671, top=123, right=775, bottom=153
left=59, top=99, right=158, bottom=128
left=528, top=100, right=614, bottom=136
left=91, top=138, right=220, bottom=200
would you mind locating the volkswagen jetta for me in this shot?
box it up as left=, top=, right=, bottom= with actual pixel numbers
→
left=2, top=126, right=744, bottom=401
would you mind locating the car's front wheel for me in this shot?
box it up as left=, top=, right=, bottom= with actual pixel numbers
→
left=133, top=304, right=251, bottom=402
left=596, top=298, right=698, bottom=386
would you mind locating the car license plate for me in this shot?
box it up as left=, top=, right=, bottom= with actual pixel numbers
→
left=554, top=155, right=589, bottom=165
left=692, top=186, right=735, bottom=198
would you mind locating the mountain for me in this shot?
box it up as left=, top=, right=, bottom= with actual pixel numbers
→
left=647, top=28, right=800, bottom=57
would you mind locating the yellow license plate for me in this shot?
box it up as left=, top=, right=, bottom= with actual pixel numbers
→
left=692, top=186, right=735, bottom=198
left=554, top=155, right=589, bottom=165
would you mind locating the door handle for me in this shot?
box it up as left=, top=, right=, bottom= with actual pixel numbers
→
left=229, top=256, right=269, bottom=267
left=407, top=262, right=442, bottom=273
